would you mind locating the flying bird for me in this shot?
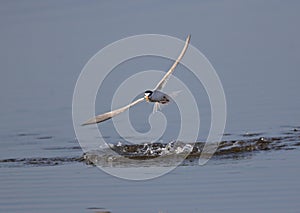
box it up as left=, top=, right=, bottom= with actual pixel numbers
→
left=82, top=35, right=191, bottom=126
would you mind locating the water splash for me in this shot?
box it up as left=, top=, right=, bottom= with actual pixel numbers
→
left=1, top=128, right=299, bottom=168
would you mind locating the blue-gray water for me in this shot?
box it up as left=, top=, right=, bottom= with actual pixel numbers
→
left=1, top=1, right=300, bottom=212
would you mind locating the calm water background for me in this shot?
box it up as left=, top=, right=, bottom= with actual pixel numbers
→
left=0, top=1, right=300, bottom=212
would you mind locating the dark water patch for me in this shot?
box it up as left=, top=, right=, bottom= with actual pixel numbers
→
left=16, top=133, right=53, bottom=140
left=0, top=156, right=83, bottom=168
left=36, top=136, right=53, bottom=140
left=17, top=133, right=40, bottom=137
left=86, top=207, right=111, bottom=213
left=43, top=146, right=81, bottom=151
left=294, top=142, right=300, bottom=146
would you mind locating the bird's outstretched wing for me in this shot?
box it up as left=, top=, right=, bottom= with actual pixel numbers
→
left=154, top=34, right=191, bottom=91
left=82, top=97, right=144, bottom=125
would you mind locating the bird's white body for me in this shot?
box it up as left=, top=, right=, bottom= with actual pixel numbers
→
left=145, top=90, right=171, bottom=104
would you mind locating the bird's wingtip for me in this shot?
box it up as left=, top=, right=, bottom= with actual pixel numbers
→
left=81, top=118, right=97, bottom=126
left=187, top=34, right=191, bottom=41
left=81, top=122, right=89, bottom=126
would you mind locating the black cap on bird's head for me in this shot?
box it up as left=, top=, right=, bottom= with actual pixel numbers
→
left=144, top=90, right=153, bottom=101
left=144, top=90, right=153, bottom=96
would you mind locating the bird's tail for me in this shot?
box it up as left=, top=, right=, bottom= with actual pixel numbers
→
left=168, top=90, right=182, bottom=101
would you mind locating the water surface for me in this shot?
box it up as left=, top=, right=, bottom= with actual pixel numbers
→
left=1, top=1, right=300, bottom=212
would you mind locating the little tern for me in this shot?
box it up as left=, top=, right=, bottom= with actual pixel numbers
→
left=82, top=35, right=191, bottom=126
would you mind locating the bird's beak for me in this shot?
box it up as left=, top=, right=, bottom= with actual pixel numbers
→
left=144, top=95, right=149, bottom=102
